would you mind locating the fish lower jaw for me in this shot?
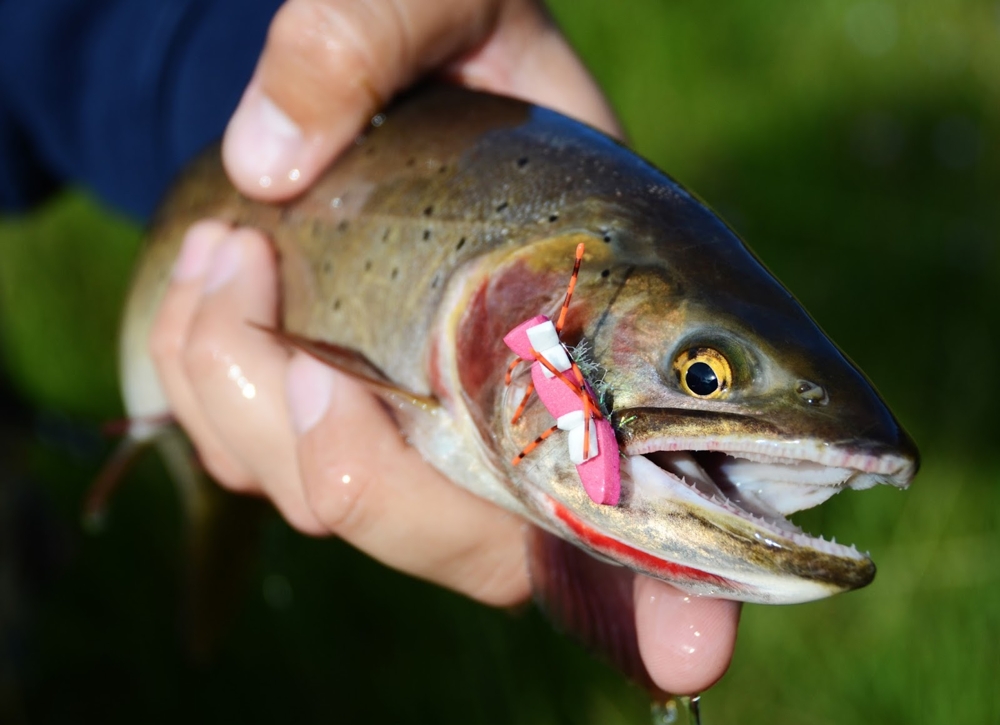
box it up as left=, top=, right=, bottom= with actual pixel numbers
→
left=629, top=454, right=868, bottom=563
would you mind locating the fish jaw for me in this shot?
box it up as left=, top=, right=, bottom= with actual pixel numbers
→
left=442, top=239, right=908, bottom=603
left=497, top=385, right=918, bottom=604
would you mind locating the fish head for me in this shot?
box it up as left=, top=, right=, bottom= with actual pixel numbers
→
left=460, top=207, right=917, bottom=604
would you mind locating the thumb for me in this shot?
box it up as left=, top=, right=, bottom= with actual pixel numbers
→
left=222, top=0, right=499, bottom=199
left=223, top=0, right=618, bottom=200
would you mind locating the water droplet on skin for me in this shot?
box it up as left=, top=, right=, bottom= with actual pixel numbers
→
left=227, top=364, right=256, bottom=399
left=288, top=168, right=301, bottom=182
left=259, top=175, right=272, bottom=189
left=341, top=474, right=351, bottom=484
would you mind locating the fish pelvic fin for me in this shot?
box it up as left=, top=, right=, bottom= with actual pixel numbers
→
left=151, top=428, right=269, bottom=662
left=91, top=419, right=267, bottom=662
left=249, top=323, right=439, bottom=410
left=84, top=413, right=175, bottom=529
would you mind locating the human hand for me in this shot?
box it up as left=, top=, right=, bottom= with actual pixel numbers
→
left=152, top=0, right=740, bottom=696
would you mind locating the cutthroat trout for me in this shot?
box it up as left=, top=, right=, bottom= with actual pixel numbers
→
left=118, top=86, right=917, bottom=661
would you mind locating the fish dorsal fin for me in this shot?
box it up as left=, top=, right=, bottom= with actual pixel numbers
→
left=528, top=527, right=667, bottom=698
left=249, top=323, right=438, bottom=410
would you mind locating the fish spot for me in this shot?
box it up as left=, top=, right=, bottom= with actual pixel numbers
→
left=406, top=158, right=416, bottom=167
left=391, top=267, right=399, bottom=280
left=431, top=274, right=440, bottom=289
left=366, top=146, right=376, bottom=156
left=603, top=233, right=612, bottom=243
left=364, top=260, right=372, bottom=271
left=601, top=269, right=610, bottom=278
left=456, top=237, right=466, bottom=251
left=337, top=220, right=349, bottom=232
left=323, top=260, right=332, bottom=274
left=548, top=213, right=559, bottom=223
left=382, top=228, right=391, bottom=242
left=439, top=164, right=447, bottom=173
left=496, top=201, right=509, bottom=213
left=423, top=229, right=431, bottom=241
left=333, top=299, right=341, bottom=311
left=424, top=206, right=434, bottom=217
left=517, top=157, right=529, bottom=168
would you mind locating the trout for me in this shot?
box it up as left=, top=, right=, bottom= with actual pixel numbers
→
left=117, top=86, right=917, bottom=668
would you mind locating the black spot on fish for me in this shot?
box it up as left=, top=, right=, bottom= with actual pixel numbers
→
left=456, top=237, right=466, bottom=251
left=391, top=268, right=399, bottom=280
left=382, top=228, right=391, bottom=242
left=364, top=260, right=372, bottom=272
left=337, top=220, right=349, bottom=233
left=424, top=206, right=434, bottom=217
left=603, top=233, right=612, bottom=243
left=549, top=213, right=559, bottom=223
left=323, top=260, right=332, bottom=274
left=439, top=165, right=447, bottom=173
left=431, top=274, right=440, bottom=289
left=496, top=201, right=509, bottom=213
left=366, top=146, right=376, bottom=156
left=333, top=299, right=341, bottom=311
left=423, top=229, right=431, bottom=241
left=601, top=269, right=610, bottom=278
left=407, top=158, right=416, bottom=167
left=517, top=157, right=529, bottom=168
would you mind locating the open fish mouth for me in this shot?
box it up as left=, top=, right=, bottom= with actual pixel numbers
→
left=627, top=437, right=915, bottom=563
left=508, top=391, right=917, bottom=602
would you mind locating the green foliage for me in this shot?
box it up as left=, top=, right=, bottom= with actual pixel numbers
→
left=0, top=193, right=139, bottom=417
left=2, top=0, right=998, bottom=722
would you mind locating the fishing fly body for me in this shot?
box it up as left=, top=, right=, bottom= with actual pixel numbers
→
left=502, top=244, right=622, bottom=506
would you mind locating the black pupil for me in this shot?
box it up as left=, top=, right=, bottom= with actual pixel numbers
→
left=686, top=361, right=719, bottom=396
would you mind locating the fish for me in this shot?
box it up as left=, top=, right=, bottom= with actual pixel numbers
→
left=116, top=84, right=917, bottom=679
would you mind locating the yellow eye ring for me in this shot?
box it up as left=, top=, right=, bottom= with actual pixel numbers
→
left=673, top=348, right=732, bottom=399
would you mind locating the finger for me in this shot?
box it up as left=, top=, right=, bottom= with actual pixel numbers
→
left=634, top=576, right=741, bottom=695
left=287, top=351, right=531, bottom=606
left=446, top=0, right=623, bottom=139
left=150, top=220, right=255, bottom=489
left=223, top=0, right=616, bottom=199
left=182, top=228, right=326, bottom=535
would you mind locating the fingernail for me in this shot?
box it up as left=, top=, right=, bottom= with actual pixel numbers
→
left=227, top=87, right=304, bottom=190
left=287, top=353, right=334, bottom=435
left=174, top=223, right=220, bottom=281
left=204, top=238, right=243, bottom=292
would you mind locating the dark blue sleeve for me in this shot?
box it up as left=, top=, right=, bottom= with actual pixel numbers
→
left=0, top=0, right=283, bottom=220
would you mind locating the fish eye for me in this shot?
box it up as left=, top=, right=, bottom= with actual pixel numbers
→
left=673, top=348, right=732, bottom=399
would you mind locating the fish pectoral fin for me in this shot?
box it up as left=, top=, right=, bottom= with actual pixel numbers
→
left=248, top=323, right=439, bottom=410
left=528, top=527, right=666, bottom=697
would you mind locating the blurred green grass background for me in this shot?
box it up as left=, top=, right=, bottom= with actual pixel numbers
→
left=2, top=0, right=998, bottom=722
